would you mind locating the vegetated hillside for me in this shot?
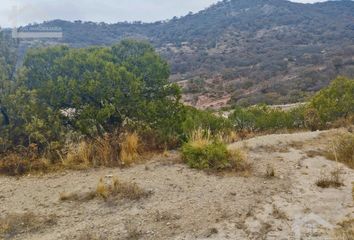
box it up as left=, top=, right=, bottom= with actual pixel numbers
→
left=18, top=0, right=354, bottom=107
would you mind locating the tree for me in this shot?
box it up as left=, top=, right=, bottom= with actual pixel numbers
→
left=1, top=40, right=184, bottom=150
left=310, top=76, right=354, bottom=123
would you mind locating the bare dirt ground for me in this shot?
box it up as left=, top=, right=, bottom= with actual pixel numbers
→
left=1, top=129, right=353, bottom=240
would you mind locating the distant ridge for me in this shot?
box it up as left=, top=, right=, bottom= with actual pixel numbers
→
left=21, top=0, right=354, bottom=107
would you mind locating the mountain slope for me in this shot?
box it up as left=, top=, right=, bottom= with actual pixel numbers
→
left=23, top=0, right=354, bottom=107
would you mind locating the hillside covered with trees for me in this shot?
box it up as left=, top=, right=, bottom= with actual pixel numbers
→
left=19, top=0, right=354, bottom=107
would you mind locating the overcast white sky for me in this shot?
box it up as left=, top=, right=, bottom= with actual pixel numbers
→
left=0, top=0, right=329, bottom=28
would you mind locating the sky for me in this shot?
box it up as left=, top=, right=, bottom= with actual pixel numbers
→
left=0, top=0, right=329, bottom=28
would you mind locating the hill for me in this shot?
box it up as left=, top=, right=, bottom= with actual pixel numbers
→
left=14, top=0, right=354, bottom=107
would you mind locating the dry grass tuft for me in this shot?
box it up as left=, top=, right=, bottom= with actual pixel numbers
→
left=63, top=132, right=141, bottom=170
left=63, top=141, right=94, bottom=170
left=229, top=148, right=252, bottom=173
left=272, top=205, right=288, bottom=220
left=335, top=219, right=354, bottom=240
left=0, top=212, right=56, bottom=238
left=119, top=132, right=140, bottom=166
left=266, top=164, right=276, bottom=178
left=328, top=133, right=354, bottom=169
left=60, top=176, right=150, bottom=203
left=316, top=168, right=344, bottom=188
left=59, top=190, right=96, bottom=202
left=0, top=146, right=50, bottom=176
left=107, top=176, right=149, bottom=201
left=188, top=128, right=212, bottom=149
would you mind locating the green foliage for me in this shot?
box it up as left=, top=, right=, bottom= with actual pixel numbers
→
left=0, top=40, right=184, bottom=155
left=182, top=140, right=230, bottom=170
left=182, top=107, right=232, bottom=136
left=310, top=77, right=354, bottom=124
left=229, top=105, right=305, bottom=132
left=304, top=107, right=322, bottom=131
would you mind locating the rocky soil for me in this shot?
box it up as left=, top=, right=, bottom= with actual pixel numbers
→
left=0, top=129, right=353, bottom=240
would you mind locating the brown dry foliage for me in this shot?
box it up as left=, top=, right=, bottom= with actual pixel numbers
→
left=335, top=219, right=354, bottom=240
left=60, top=176, right=150, bottom=203
left=0, top=212, right=56, bottom=238
left=316, top=169, right=344, bottom=188
left=119, top=132, right=140, bottom=167
left=63, top=132, right=141, bottom=169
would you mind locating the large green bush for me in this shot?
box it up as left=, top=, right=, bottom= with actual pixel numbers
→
left=182, top=107, right=232, bottom=136
left=310, top=77, right=354, bottom=124
left=0, top=40, right=185, bottom=154
left=182, top=140, right=230, bottom=170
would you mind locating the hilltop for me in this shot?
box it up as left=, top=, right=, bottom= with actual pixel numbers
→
left=21, top=0, right=354, bottom=107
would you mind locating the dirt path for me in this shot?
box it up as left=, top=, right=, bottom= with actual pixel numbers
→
left=1, top=129, right=353, bottom=239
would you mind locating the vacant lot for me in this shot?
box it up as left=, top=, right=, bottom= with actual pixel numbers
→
left=0, top=129, right=353, bottom=240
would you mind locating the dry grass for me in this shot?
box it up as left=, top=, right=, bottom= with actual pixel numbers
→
left=63, top=132, right=141, bottom=170
left=188, top=128, right=212, bottom=149
left=59, top=191, right=96, bottom=202
left=328, top=133, right=354, bottom=169
left=265, top=164, right=275, bottom=178
left=335, top=219, right=354, bottom=240
left=316, top=168, right=344, bottom=188
left=63, top=141, right=94, bottom=170
left=60, top=176, right=150, bottom=203
left=0, top=146, right=50, bottom=176
left=272, top=205, right=288, bottom=220
left=119, top=132, right=140, bottom=166
left=0, top=212, right=56, bottom=238
left=106, top=176, right=150, bottom=200
left=229, top=148, right=252, bottom=173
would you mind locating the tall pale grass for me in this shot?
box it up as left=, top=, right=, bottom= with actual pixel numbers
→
left=188, top=128, right=212, bottom=148
left=119, top=132, right=140, bottom=166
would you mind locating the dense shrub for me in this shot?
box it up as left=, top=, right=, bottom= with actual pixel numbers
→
left=0, top=40, right=184, bottom=157
left=181, top=129, right=247, bottom=171
left=182, top=107, right=232, bottom=136
left=310, top=77, right=354, bottom=124
left=182, top=140, right=229, bottom=170
left=330, top=133, right=354, bottom=169
left=229, top=105, right=305, bottom=132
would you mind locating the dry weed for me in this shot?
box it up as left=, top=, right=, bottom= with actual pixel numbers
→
left=120, top=132, right=140, bottom=166
left=0, top=212, right=56, bottom=238
left=335, top=219, right=354, bottom=240
left=60, top=176, right=150, bottom=203
left=266, top=164, right=275, bottom=178
left=229, top=148, right=252, bottom=173
left=316, top=168, right=344, bottom=188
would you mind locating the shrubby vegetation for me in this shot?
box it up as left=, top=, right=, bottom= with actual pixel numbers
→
left=182, top=107, right=232, bottom=136
left=0, top=31, right=353, bottom=175
left=228, top=76, right=354, bottom=133
left=229, top=105, right=305, bottom=132
left=0, top=40, right=185, bottom=174
left=181, top=129, right=248, bottom=171
left=26, top=0, right=354, bottom=105
left=310, top=77, right=354, bottom=124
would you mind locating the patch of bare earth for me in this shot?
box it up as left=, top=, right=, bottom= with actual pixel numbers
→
left=0, top=129, right=353, bottom=239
